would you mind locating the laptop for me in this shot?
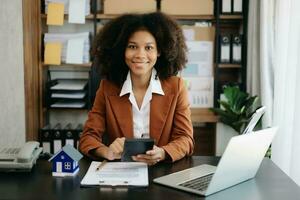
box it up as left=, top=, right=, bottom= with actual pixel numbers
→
left=242, top=106, right=266, bottom=134
left=153, top=127, right=277, bottom=196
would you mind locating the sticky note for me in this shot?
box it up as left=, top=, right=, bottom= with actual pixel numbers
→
left=44, top=43, right=62, bottom=65
left=47, top=3, right=64, bottom=26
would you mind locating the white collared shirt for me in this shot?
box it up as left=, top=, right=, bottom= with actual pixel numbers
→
left=120, top=68, right=164, bottom=138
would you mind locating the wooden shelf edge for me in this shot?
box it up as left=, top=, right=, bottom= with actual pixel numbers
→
left=219, top=15, right=243, bottom=19
left=171, top=15, right=215, bottom=20
left=41, top=14, right=94, bottom=20
left=42, top=62, right=92, bottom=67
left=95, top=14, right=215, bottom=20
left=218, top=64, right=241, bottom=69
left=191, top=108, right=219, bottom=123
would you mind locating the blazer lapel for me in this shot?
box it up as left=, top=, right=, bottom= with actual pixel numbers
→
left=150, top=93, right=174, bottom=144
left=108, top=95, right=134, bottom=138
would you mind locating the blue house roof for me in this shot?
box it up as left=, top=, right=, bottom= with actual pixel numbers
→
left=49, top=144, right=83, bottom=162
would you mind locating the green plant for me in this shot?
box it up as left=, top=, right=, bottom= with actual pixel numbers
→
left=210, top=86, right=260, bottom=134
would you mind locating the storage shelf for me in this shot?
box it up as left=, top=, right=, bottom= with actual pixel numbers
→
left=191, top=108, right=219, bottom=123
left=42, top=62, right=92, bottom=67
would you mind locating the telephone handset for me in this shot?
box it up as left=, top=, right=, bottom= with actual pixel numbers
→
left=0, top=141, right=43, bottom=171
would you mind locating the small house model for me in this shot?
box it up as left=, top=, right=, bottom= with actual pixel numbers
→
left=49, top=144, right=83, bottom=177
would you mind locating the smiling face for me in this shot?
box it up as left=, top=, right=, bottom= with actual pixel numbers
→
left=125, top=30, right=159, bottom=80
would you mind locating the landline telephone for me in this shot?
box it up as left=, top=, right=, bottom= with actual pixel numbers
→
left=0, top=141, right=43, bottom=171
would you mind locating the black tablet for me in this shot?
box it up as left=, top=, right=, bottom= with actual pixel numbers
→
left=121, top=138, right=154, bottom=162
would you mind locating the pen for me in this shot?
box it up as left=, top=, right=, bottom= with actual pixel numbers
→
left=96, top=160, right=107, bottom=171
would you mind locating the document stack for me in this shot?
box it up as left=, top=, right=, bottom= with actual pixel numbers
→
left=181, top=26, right=214, bottom=108
left=48, top=78, right=89, bottom=109
left=44, top=32, right=90, bottom=64
left=45, top=0, right=91, bottom=16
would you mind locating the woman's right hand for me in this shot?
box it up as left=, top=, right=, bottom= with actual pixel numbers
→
left=93, top=137, right=125, bottom=160
left=108, top=137, right=125, bottom=159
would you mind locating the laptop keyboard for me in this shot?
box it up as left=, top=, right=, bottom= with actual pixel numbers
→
left=178, top=173, right=214, bottom=192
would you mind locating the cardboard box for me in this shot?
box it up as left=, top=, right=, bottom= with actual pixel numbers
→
left=182, top=26, right=215, bottom=41
left=161, top=0, right=214, bottom=15
left=104, top=0, right=157, bottom=14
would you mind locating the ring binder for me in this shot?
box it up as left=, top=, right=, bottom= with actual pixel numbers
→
left=40, top=124, right=52, bottom=154
left=52, top=123, right=63, bottom=154
left=64, top=123, right=75, bottom=147
left=219, top=35, right=231, bottom=63
left=232, top=35, right=242, bottom=64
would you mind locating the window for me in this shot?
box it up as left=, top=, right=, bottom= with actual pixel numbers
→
left=64, top=162, right=71, bottom=170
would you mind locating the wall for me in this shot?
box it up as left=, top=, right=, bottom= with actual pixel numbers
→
left=0, top=0, right=25, bottom=147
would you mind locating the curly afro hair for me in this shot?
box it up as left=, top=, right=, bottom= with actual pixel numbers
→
left=92, top=12, right=187, bottom=87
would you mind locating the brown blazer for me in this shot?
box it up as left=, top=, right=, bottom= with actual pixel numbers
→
left=79, top=76, right=194, bottom=162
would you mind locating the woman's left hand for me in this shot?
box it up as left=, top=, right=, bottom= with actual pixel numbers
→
left=132, top=145, right=166, bottom=166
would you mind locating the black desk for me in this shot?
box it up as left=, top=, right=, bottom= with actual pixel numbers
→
left=1, top=156, right=300, bottom=200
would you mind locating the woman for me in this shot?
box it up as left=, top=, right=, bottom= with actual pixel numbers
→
left=79, top=12, right=194, bottom=165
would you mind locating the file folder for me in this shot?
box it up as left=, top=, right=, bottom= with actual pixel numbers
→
left=219, top=35, right=231, bottom=63
left=74, top=124, right=83, bottom=148
left=63, top=123, right=75, bottom=147
left=232, top=35, right=242, bottom=63
left=221, top=0, right=232, bottom=14
left=52, top=123, right=63, bottom=154
left=40, top=124, right=52, bottom=154
left=233, top=0, right=243, bottom=14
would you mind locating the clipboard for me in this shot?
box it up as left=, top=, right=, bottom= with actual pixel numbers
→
left=80, top=161, right=148, bottom=187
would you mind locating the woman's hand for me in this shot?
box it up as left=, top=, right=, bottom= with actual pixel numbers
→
left=132, top=145, right=166, bottom=166
left=93, top=137, right=125, bottom=160
left=108, top=137, right=125, bottom=159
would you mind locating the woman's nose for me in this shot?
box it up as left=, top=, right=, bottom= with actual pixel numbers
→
left=135, top=48, right=146, bottom=58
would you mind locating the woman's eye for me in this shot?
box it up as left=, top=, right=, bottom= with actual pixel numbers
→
left=127, top=45, right=136, bottom=49
left=146, top=46, right=154, bottom=50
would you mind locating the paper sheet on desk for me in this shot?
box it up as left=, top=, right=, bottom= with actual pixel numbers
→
left=81, top=161, right=148, bottom=187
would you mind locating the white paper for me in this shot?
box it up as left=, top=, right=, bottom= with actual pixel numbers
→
left=44, top=32, right=90, bottom=63
left=45, top=0, right=91, bottom=15
left=233, top=0, right=243, bottom=12
left=50, top=79, right=87, bottom=90
left=51, top=91, right=86, bottom=99
left=66, top=38, right=85, bottom=64
left=183, top=29, right=195, bottom=41
left=183, top=41, right=213, bottom=76
left=51, top=101, right=86, bottom=108
left=183, top=77, right=214, bottom=108
left=222, top=0, right=231, bottom=13
left=81, top=161, right=149, bottom=186
left=68, top=0, right=86, bottom=24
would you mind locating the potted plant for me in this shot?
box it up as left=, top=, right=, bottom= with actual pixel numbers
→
left=210, top=86, right=261, bottom=155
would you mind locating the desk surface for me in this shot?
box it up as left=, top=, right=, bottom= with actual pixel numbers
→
left=0, top=156, right=300, bottom=200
